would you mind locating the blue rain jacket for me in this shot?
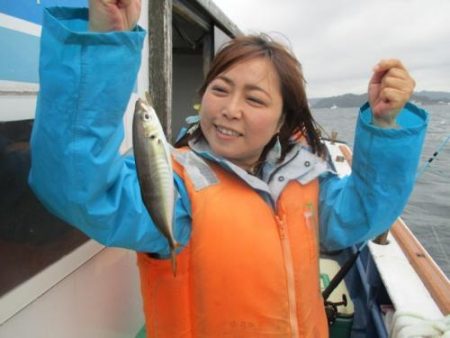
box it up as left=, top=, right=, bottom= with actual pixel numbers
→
left=29, top=7, right=428, bottom=256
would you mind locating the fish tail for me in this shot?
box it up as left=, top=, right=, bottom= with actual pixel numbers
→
left=170, top=242, right=180, bottom=277
left=170, top=249, right=178, bottom=277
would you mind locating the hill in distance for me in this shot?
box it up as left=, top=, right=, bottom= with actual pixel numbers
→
left=310, top=90, right=450, bottom=109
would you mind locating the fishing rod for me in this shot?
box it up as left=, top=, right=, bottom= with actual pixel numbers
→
left=322, top=242, right=368, bottom=325
left=322, top=242, right=368, bottom=301
left=416, top=134, right=450, bottom=180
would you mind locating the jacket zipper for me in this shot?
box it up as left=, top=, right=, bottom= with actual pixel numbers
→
left=304, top=202, right=320, bottom=271
left=275, top=213, right=300, bottom=338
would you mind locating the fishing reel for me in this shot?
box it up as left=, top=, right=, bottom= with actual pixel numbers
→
left=324, top=294, right=348, bottom=326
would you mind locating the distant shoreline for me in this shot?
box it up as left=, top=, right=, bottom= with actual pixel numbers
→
left=309, top=90, right=450, bottom=109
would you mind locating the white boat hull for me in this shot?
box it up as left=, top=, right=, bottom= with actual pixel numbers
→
left=0, top=246, right=144, bottom=338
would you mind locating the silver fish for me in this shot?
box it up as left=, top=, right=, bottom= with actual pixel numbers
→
left=133, top=93, right=179, bottom=276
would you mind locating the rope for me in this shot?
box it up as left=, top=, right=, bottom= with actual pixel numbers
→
left=390, top=311, right=450, bottom=337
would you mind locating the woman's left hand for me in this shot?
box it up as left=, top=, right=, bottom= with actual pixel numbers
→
left=89, top=0, right=141, bottom=32
left=368, top=59, right=415, bottom=128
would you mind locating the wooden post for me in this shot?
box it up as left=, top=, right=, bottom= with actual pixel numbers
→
left=148, top=0, right=173, bottom=140
left=202, top=32, right=214, bottom=77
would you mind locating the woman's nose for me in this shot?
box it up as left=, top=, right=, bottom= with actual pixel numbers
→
left=221, top=97, right=242, bottom=119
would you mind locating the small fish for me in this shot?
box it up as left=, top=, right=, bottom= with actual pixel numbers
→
left=133, top=93, right=179, bottom=276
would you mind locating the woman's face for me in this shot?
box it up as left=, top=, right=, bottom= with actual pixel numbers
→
left=199, top=57, right=284, bottom=171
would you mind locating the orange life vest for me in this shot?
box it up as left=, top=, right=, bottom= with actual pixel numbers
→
left=137, top=148, right=328, bottom=338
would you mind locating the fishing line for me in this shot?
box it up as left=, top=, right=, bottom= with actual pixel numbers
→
left=416, top=134, right=450, bottom=180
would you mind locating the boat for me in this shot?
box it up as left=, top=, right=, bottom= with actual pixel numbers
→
left=1, top=1, right=448, bottom=337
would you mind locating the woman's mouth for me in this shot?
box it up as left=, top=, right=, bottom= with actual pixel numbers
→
left=215, top=125, right=242, bottom=137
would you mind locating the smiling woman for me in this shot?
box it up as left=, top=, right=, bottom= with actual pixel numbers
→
left=175, top=34, right=326, bottom=175
left=199, top=57, right=284, bottom=171
left=26, top=1, right=429, bottom=338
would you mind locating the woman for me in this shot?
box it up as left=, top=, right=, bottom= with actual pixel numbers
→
left=29, top=0, right=428, bottom=337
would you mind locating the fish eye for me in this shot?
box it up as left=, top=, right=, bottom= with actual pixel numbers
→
left=144, top=113, right=150, bottom=120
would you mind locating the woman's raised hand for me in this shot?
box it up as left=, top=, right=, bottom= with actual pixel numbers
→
left=89, top=0, right=141, bottom=32
left=368, top=59, right=416, bottom=128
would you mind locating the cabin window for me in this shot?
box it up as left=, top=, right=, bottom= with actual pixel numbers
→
left=0, top=118, right=89, bottom=299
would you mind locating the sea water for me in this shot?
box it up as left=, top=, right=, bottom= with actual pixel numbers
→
left=313, top=104, right=450, bottom=278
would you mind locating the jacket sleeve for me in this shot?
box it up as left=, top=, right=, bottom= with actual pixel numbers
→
left=28, top=7, right=191, bottom=255
left=319, top=102, right=428, bottom=251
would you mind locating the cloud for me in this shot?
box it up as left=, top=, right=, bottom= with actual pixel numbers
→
left=213, top=0, right=450, bottom=97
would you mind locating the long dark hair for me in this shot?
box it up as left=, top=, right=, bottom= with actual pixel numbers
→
left=175, top=34, right=325, bottom=161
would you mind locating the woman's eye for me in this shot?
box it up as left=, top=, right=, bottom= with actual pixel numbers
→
left=248, top=97, right=265, bottom=106
left=211, top=86, right=228, bottom=94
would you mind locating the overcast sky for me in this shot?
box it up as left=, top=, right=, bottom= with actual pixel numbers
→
left=213, top=0, right=450, bottom=98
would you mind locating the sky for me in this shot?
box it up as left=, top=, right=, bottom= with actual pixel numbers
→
left=213, top=0, right=450, bottom=98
